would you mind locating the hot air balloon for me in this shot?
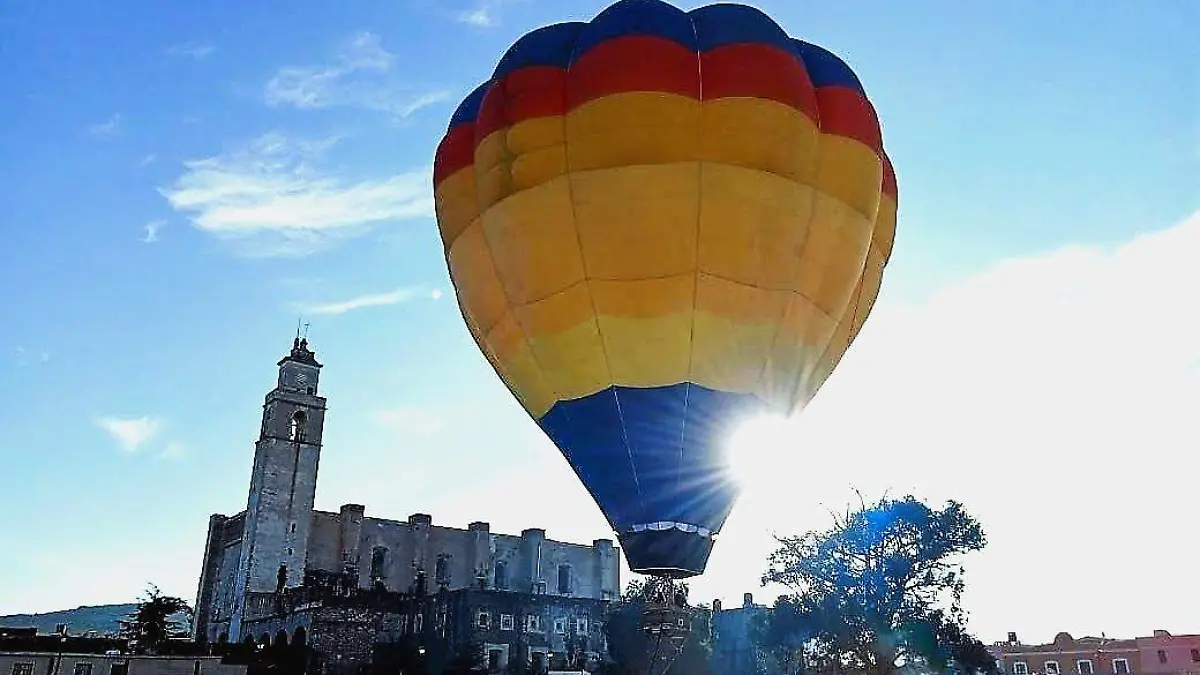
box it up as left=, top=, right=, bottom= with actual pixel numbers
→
left=433, top=0, right=897, bottom=582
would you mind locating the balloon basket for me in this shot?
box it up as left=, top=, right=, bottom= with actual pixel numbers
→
left=639, top=575, right=692, bottom=675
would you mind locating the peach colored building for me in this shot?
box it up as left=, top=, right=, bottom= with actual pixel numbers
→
left=989, top=631, right=1200, bottom=675
left=1136, top=631, right=1200, bottom=675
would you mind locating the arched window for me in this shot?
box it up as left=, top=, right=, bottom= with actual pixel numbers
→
left=274, top=630, right=289, bottom=647
left=370, top=546, right=388, bottom=580
left=293, top=626, right=307, bottom=647
left=494, top=561, right=508, bottom=590
left=289, top=410, right=307, bottom=442
left=435, top=554, right=451, bottom=586
left=557, top=564, right=572, bottom=595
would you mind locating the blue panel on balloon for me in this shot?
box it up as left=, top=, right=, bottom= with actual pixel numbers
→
left=540, top=384, right=762, bottom=532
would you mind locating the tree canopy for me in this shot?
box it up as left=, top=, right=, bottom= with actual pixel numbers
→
left=118, top=584, right=193, bottom=655
left=753, top=494, right=996, bottom=675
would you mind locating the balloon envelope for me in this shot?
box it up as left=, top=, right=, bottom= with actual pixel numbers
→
left=433, top=0, right=897, bottom=578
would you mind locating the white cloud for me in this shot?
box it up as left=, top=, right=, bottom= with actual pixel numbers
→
left=695, top=208, right=1200, bottom=641
left=139, top=154, right=157, bottom=167
left=166, top=42, right=214, bottom=59
left=294, top=285, right=436, bottom=315
left=264, top=31, right=450, bottom=119
left=160, top=442, right=186, bottom=460
left=95, top=415, right=163, bottom=453
left=455, top=0, right=518, bottom=27
left=87, top=113, right=121, bottom=138
left=374, top=406, right=446, bottom=439
left=158, top=132, right=434, bottom=257
left=142, top=219, right=165, bottom=243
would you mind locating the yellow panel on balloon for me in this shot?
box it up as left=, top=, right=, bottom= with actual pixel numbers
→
left=792, top=194, right=873, bottom=319
left=692, top=274, right=791, bottom=395
left=516, top=284, right=609, bottom=411
left=565, top=93, right=702, bottom=172
left=482, top=176, right=585, bottom=305
left=592, top=275, right=694, bottom=387
left=434, top=169, right=478, bottom=252
left=697, top=164, right=815, bottom=289
left=447, top=222, right=510, bottom=335
left=570, top=163, right=700, bottom=281
left=875, top=194, right=898, bottom=264
left=814, top=135, right=883, bottom=219
left=701, top=98, right=820, bottom=184
left=511, top=145, right=568, bottom=193
left=476, top=148, right=514, bottom=213
left=508, top=116, right=565, bottom=155
left=486, top=313, right=557, bottom=417
left=757, top=294, right=837, bottom=410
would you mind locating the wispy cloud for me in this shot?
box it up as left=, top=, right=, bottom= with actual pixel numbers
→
left=374, top=406, right=445, bottom=439
left=159, top=131, right=434, bottom=257
left=87, top=113, right=121, bottom=138
left=294, top=285, right=442, bottom=315
left=95, top=415, right=163, bottom=453
left=13, top=346, right=50, bottom=366
left=264, top=31, right=450, bottom=119
left=142, top=219, right=165, bottom=243
left=454, top=0, right=523, bottom=27
left=166, top=42, right=215, bottom=59
left=160, top=442, right=186, bottom=460
left=139, top=154, right=157, bottom=167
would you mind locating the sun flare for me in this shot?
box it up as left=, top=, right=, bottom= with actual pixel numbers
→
left=724, top=413, right=798, bottom=494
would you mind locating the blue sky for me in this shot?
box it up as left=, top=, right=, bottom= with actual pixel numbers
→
left=1, top=0, right=1197, bottom=641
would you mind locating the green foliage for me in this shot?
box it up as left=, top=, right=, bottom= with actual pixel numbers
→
left=117, top=584, right=193, bottom=655
left=755, top=495, right=995, bottom=675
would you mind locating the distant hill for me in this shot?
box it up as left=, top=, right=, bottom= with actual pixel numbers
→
left=0, top=604, right=139, bottom=636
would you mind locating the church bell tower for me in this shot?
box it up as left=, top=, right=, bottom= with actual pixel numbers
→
left=229, top=336, right=326, bottom=641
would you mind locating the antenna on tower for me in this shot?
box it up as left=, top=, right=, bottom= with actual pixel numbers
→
left=295, top=317, right=303, bottom=341
left=302, top=322, right=311, bottom=339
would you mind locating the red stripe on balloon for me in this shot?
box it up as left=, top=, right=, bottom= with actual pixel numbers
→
left=815, top=86, right=882, bottom=154
left=700, top=43, right=818, bottom=122
left=566, top=35, right=701, bottom=111
left=433, top=123, right=476, bottom=188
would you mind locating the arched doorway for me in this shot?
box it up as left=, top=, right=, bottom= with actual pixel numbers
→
left=275, top=630, right=289, bottom=647
left=293, top=626, right=307, bottom=647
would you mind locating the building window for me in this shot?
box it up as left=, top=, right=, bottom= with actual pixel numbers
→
left=554, top=617, right=567, bottom=634
left=488, top=649, right=503, bottom=671
left=557, top=564, right=572, bottom=595
left=1078, top=659, right=1094, bottom=675
left=995, top=660, right=1005, bottom=674
left=289, top=523, right=296, bottom=534
left=1045, top=661, right=1060, bottom=675
left=1158, top=650, right=1168, bottom=665
left=477, top=611, right=490, bottom=629
left=573, top=617, right=588, bottom=634
left=500, top=614, right=514, bottom=631
left=414, top=613, right=423, bottom=633
left=73, top=664, right=93, bottom=675
left=493, top=561, right=508, bottom=589
left=12, top=665, right=34, bottom=675
left=1191, top=648, right=1200, bottom=662
left=370, top=546, right=388, bottom=579
left=1014, top=662, right=1029, bottom=675
left=399, top=615, right=408, bottom=634
left=436, top=555, right=451, bottom=586
left=1113, top=659, right=1129, bottom=675
left=289, top=410, right=307, bottom=442
left=526, top=614, right=541, bottom=632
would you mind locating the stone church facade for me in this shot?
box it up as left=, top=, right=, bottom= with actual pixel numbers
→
left=192, top=338, right=621, bottom=673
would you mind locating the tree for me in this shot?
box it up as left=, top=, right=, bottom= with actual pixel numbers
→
left=754, top=494, right=996, bottom=675
left=118, top=584, right=193, bottom=655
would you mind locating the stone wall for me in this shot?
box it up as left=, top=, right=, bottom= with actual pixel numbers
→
left=0, top=652, right=245, bottom=675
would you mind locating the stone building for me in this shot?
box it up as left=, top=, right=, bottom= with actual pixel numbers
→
left=192, top=338, right=621, bottom=672
left=710, top=592, right=769, bottom=675
left=0, top=651, right=245, bottom=675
